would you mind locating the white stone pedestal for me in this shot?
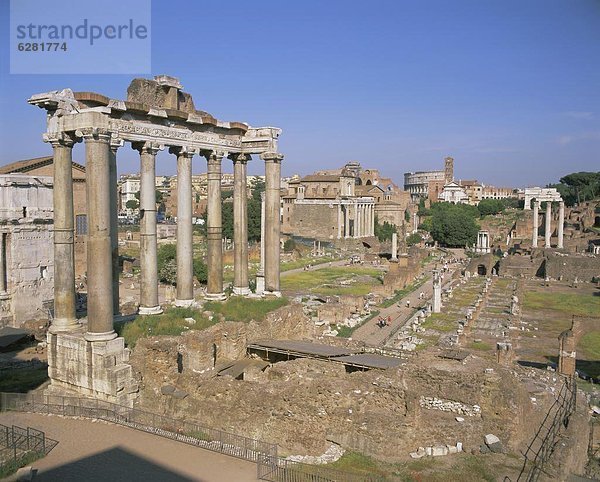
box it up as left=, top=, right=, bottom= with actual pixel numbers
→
left=47, top=332, right=138, bottom=407
left=255, top=273, right=265, bottom=296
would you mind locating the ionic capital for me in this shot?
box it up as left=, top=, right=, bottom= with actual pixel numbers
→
left=169, top=145, right=198, bottom=158
left=229, top=153, right=251, bottom=164
left=76, top=127, right=112, bottom=143
left=203, top=149, right=227, bottom=164
left=261, top=152, right=284, bottom=163
left=133, top=141, right=164, bottom=155
left=110, top=134, right=124, bottom=152
left=43, top=131, right=78, bottom=148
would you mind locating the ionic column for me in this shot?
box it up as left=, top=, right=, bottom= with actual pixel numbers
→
left=370, top=205, right=375, bottom=236
left=255, top=192, right=266, bottom=295
left=337, top=204, right=342, bottom=239
left=48, top=133, right=78, bottom=333
left=171, top=146, right=196, bottom=306
left=263, top=152, right=283, bottom=295
left=109, top=135, right=122, bottom=316
left=135, top=142, right=163, bottom=314
left=532, top=201, right=539, bottom=248
left=353, top=204, right=359, bottom=239
left=232, top=153, right=251, bottom=295
left=80, top=128, right=116, bottom=341
left=343, top=205, right=349, bottom=238
left=358, top=204, right=367, bottom=238
left=205, top=151, right=226, bottom=300
left=558, top=201, right=565, bottom=249
left=0, top=233, right=6, bottom=294
left=356, top=204, right=362, bottom=237
left=545, top=202, right=552, bottom=248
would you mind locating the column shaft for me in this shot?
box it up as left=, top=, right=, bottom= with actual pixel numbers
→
left=173, top=147, right=194, bottom=305
left=83, top=130, right=116, bottom=341
left=558, top=201, right=564, bottom=249
left=545, top=202, right=552, bottom=248
left=137, top=143, right=162, bottom=314
left=532, top=201, right=539, bottom=248
left=109, top=137, right=121, bottom=316
left=337, top=204, right=342, bottom=239
left=50, top=135, right=78, bottom=332
left=263, top=153, right=283, bottom=294
left=206, top=152, right=225, bottom=300
left=344, top=206, right=349, bottom=238
left=0, top=234, right=5, bottom=293
left=233, top=155, right=250, bottom=295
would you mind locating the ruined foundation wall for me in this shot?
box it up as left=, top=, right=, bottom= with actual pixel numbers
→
left=0, top=225, right=54, bottom=328
left=545, top=253, right=600, bottom=282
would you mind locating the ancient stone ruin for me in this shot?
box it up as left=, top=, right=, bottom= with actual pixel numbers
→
left=29, top=75, right=282, bottom=405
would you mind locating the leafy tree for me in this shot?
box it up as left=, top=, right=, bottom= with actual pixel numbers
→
left=247, top=179, right=265, bottom=243
left=157, top=243, right=208, bottom=285
left=374, top=215, right=396, bottom=242
left=559, top=172, right=600, bottom=205
left=198, top=179, right=264, bottom=243
left=477, top=199, right=504, bottom=217
left=193, top=258, right=208, bottom=284
left=429, top=202, right=479, bottom=247
left=157, top=244, right=177, bottom=284
left=406, top=232, right=422, bottom=246
left=404, top=210, right=410, bottom=222
left=125, top=199, right=139, bottom=210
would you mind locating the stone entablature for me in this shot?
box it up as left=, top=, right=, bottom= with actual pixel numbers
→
left=523, top=187, right=562, bottom=210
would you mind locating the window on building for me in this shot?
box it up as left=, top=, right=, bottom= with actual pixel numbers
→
left=76, top=214, right=88, bottom=235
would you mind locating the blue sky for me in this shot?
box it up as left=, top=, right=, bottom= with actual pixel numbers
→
left=1, top=0, right=599, bottom=187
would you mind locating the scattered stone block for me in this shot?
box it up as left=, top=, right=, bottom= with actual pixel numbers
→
left=432, top=445, right=448, bottom=457
left=161, top=385, right=176, bottom=395
left=484, top=433, right=500, bottom=446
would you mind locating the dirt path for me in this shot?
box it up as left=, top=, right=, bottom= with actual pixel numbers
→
left=352, top=249, right=466, bottom=346
left=0, top=412, right=258, bottom=482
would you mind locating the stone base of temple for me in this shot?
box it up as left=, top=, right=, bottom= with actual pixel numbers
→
left=47, top=332, right=139, bottom=408
left=174, top=298, right=194, bottom=307
left=232, top=286, right=251, bottom=296
left=204, top=292, right=226, bottom=301
left=138, top=305, right=163, bottom=315
left=263, top=290, right=282, bottom=298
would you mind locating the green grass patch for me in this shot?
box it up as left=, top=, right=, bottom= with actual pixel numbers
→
left=0, top=366, right=49, bottom=393
left=580, top=332, right=600, bottom=360
left=470, top=340, right=492, bottom=351
left=421, top=313, right=458, bottom=332
left=328, top=451, right=389, bottom=478
left=522, top=290, right=600, bottom=318
left=0, top=450, right=47, bottom=479
left=281, top=256, right=335, bottom=272
left=117, top=307, right=215, bottom=348
left=326, top=451, right=498, bottom=481
left=204, top=296, right=288, bottom=323
left=281, top=266, right=382, bottom=295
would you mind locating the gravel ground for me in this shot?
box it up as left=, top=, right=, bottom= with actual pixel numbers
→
left=0, top=412, right=258, bottom=482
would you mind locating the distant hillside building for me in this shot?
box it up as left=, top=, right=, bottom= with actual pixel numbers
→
left=282, top=162, right=410, bottom=241
left=404, top=156, right=454, bottom=202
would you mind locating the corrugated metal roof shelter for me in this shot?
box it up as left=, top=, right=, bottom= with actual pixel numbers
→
left=0, top=327, right=30, bottom=349
left=248, top=340, right=359, bottom=359
left=332, top=354, right=403, bottom=370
